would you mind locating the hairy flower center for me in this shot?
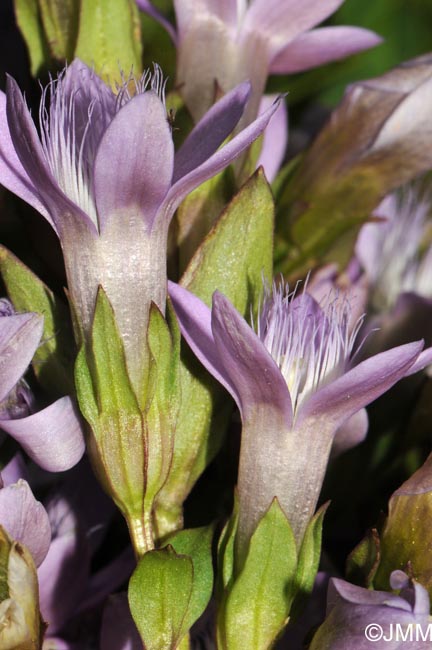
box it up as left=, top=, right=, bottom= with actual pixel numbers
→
left=366, top=188, right=432, bottom=311
left=38, top=65, right=167, bottom=227
left=256, top=283, right=362, bottom=412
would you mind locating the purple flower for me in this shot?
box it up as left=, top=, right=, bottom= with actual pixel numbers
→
left=0, top=477, right=51, bottom=567
left=0, top=60, right=279, bottom=393
left=137, top=0, right=382, bottom=123
left=310, top=572, right=432, bottom=649
left=169, top=280, right=432, bottom=558
left=356, top=188, right=432, bottom=313
left=355, top=187, right=432, bottom=377
left=0, top=306, right=84, bottom=471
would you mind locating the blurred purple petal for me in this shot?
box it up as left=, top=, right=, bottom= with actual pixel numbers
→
left=78, top=546, right=135, bottom=613
left=136, top=0, right=177, bottom=43
left=100, top=594, right=142, bottom=650
left=38, top=522, right=90, bottom=635
left=310, top=574, right=431, bottom=649
left=0, top=452, right=28, bottom=485
left=269, top=26, right=382, bottom=74
left=173, top=82, right=251, bottom=182
left=332, top=408, right=368, bottom=458
left=0, top=479, right=51, bottom=566
left=0, top=312, right=43, bottom=402
left=0, top=396, right=85, bottom=472
left=94, top=91, right=174, bottom=233
left=256, top=95, right=288, bottom=182
left=243, top=0, right=345, bottom=59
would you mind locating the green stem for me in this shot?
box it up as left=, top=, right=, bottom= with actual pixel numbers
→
left=127, top=510, right=155, bottom=558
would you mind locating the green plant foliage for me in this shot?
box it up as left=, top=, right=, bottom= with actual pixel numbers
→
left=0, top=245, right=74, bottom=396
left=219, top=499, right=298, bottom=650
left=128, top=546, right=194, bottom=650
left=154, top=170, right=274, bottom=536
left=75, top=0, right=142, bottom=84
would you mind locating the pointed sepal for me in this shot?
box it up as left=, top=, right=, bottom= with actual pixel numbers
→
left=218, top=499, right=298, bottom=650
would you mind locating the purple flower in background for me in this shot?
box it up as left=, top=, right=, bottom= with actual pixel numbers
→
left=0, top=60, right=279, bottom=392
left=169, top=281, right=432, bottom=558
left=355, top=186, right=432, bottom=373
left=310, top=572, right=432, bottom=649
left=137, top=0, right=382, bottom=124
left=0, top=306, right=84, bottom=471
left=356, top=188, right=432, bottom=313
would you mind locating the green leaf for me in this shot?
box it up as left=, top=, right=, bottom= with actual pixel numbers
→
left=290, top=503, right=328, bottom=620
left=90, top=286, right=139, bottom=414
left=217, top=500, right=239, bottom=597
left=276, top=59, right=432, bottom=279
left=75, top=0, right=142, bottom=85
left=154, top=170, right=274, bottom=536
left=128, top=547, right=194, bottom=650
left=14, top=0, right=51, bottom=76
left=38, top=0, right=79, bottom=60
left=220, top=499, right=297, bottom=650
left=183, top=168, right=274, bottom=314
left=177, top=169, right=234, bottom=275
left=374, top=490, right=432, bottom=598
left=167, top=526, right=214, bottom=634
left=0, top=245, right=75, bottom=396
left=345, top=528, right=381, bottom=588
left=74, top=345, right=98, bottom=426
left=145, top=301, right=181, bottom=514
left=78, top=287, right=146, bottom=520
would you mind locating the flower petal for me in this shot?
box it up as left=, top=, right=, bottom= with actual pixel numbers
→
left=212, top=291, right=293, bottom=427
left=173, top=81, right=251, bottom=182
left=78, top=546, right=134, bottom=612
left=331, top=408, right=368, bottom=458
left=0, top=453, right=28, bottom=486
left=173, top=0, right=239, bottom=37
left=38, top=528, right=90, bottom=634
left=0, top=92, right=50, bottom=221
left=60, top=59, right=116, bottom=164
left=136, top=0, right=178, bottom=43
left=6, top=76, right=96, bottom=235
left=94, top=91, right=174, bottom=233
left=311, top=576, right=431, bottom=650
left=298, top=341, right=423, bottom=430
left=0, top=396, right=85, bottom=472
left=0, top=312, right=43, bottom=402
left=161, top=96, right=281, bottom=223
left=256, top=94, right=288, bottom=182
left=243, top=0, right=345, bottom=59
left=0, top=479, right=51, bottom=567
left=269, top=27, right=382, bottom=74
left=168, top=281, right=235, bottom=399
left=100, top=594, right=142, bottom=650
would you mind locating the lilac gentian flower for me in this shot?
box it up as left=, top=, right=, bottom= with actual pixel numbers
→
left=0, top=60, right=279, bottom=393
left=0, top=306, right=84, bottom=471
left=169, top=281, right=432, bottom=558
left=355, top=187, right=432, bottom=373
left=137, top=0, right=382, bottom=123
left=310, top=572, right=432, bottom=649
left=356, top=188, right=432, bottom=313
